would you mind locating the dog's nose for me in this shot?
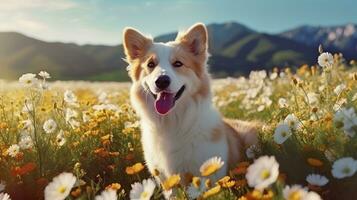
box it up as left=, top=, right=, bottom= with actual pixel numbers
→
left=155, top=75, right=171, bottom=90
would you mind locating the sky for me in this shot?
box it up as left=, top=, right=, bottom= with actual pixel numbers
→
left=0, top=0, right=356, bottom=45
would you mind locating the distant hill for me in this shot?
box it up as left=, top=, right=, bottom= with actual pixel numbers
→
left=0, top=22, right=354, bottom=81
left=280, top=24, right=357, bottom=58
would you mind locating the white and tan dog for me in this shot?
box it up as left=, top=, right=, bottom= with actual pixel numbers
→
left=123, top=23, right=258, bottom=182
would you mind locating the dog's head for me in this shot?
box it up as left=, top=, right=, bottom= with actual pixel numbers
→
left=123, top=23, right=210, bottom=116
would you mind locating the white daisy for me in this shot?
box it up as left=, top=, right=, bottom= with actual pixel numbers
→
left=129, top=178, right=156, bottom=200
left=333, top=98, right=347, bottom=111
left=0, top=193, right=11, bottom=200
left=278, top=98, right=288, bottom=108
left=38, top=71, right=51, bottom=79
left=95, top=189, right=117, bottom=200
left=44, top=172, right=76, bottom=200
left=7, top=144, right=20, bottom=158
left=283, top=185, right=308, bottom=200
left=334, top=83, right=346, bottom=96
left=284, top=114, right=302, bottom=130
left=318, top=52, right=334, bottom=68
left=82, top=111, right=91, bottom=123
left=334, top=107, right=357, bottom=137
left=64, top=90, right=77, bottom=104
left=270, top=72, right=278, bottom=80
left=246, top=155, right=279, bottom=190
left=43, top=119, right=57, bottom=134
left=273, top=123, right=292, bottom=144
left=56, top=130, right=66, bottom=146
left=163, top=189, right=172, bottom=200
left=65, top=108, right=78, bottom=123
left=18, top=135, right=34, bottom=150
left=199, top=156, right=225, bottom=177
left=19, top=73, right=38, bottom=87
left=306, top=174, right=329, bottom=186
left=305, top=191, right=322, bottom=200
left=331, top=157, right=357, bottom=179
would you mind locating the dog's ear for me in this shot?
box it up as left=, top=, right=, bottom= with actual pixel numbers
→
left=176, top=23, right=208, bottom=56
left=123, top=28, right=152, bottom=60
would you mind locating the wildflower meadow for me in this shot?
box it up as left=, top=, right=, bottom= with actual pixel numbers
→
left=0, top=50, right=357, bottom=200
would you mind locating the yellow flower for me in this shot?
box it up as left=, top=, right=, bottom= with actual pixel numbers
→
left=307, top=158, right=323, bottom=167
left=202, top=185, right=221, bottom=199
left=192, top=177, right=201, bottom=188
left=245, top=189, right=274, bottom=200
left=125, top=163, right=145, bottom=175
left=216, top=176, right=235, bottom=188
left=162, top=174, right=181, bottom=191
left=200, top=157, right=224, bottom=176
left=105, top=183, right=121, bottom=191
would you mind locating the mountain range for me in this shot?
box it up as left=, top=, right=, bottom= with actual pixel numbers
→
left=0, top=22, right=356, bottom=81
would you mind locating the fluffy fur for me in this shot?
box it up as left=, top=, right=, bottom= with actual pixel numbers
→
left=123, top=23, right=258, bottom=183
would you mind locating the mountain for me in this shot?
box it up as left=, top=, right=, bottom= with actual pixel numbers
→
left=149, top=22, right=316, bottom=76
left=0, top=32, right=128, bottom=81
left=280, top=24, right=357, bottom=58
left=0, top=22, right=345, bottom=81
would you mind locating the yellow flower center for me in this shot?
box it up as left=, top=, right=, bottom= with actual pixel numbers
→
left=201, top=163, right=220, bottom=176
left=57, top=186, right=67, bottom=194
left=260, top=169, right=270, bottom=180
left=281, top=131, right=287, bottom=137
left=26, top=80, right=32, bottom=84
left=288, top=191, right=302, bottom=200
left=141, top=191, right=148, bottom=198
left=343, top=167, right=351, bottom=174
left=289, top=121, right=295, bottom=126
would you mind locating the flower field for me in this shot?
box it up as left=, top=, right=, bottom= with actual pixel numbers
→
left=0, top=51, right=357, bottom=200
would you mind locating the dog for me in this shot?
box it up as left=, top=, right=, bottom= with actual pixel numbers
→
left=123, top=23, right=258, bottom=183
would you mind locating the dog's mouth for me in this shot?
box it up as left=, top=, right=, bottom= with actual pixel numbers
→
left=146, top=84, right=185, bottom=115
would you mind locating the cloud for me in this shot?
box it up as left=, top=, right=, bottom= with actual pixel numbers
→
left=0, top=0, right=77, bottom=11
left=0, top=14, right=48, bottom=33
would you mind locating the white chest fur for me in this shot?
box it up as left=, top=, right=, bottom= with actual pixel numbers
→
left=138, top=98, right=229, bottom=180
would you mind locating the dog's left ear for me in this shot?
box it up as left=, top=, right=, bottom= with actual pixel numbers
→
left=176, top=23, right=208, bottom=56
left=123, top=27, right=152, bottom=60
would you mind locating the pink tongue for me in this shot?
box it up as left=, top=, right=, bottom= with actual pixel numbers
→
left=155, top=92, right=175, bottom=115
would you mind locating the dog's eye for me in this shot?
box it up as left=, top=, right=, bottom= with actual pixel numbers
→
left=173, top=61, right=183, bottom=68
left=147, top=61, right=156, bottom=68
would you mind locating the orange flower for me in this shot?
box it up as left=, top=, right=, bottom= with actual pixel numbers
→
left=11, top=162, right=36, bottom=176
left=106, top=183, right=121, bottom=191
left=125, top=163, right=144, bottom=175
left=71, top=188, right=81, bottom=197
left=233, top=166, right=247, bottom=175
left=307, top=158, right=323, bottom=167
left=0, top=122, right=8, bottom=129
left=94, top=148, right=110, bottom=157
left=109, top=151, right=120, bottom=157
